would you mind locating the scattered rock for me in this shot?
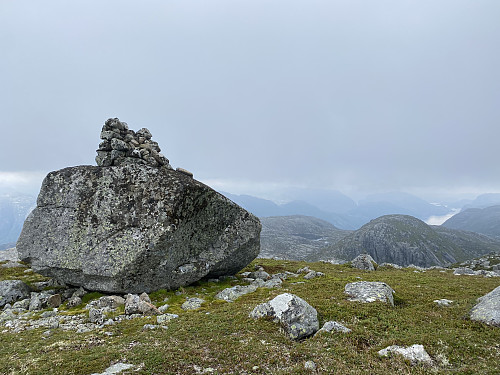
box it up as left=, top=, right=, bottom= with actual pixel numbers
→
left=158, top=304, right=170, bottom=313
left=434, top=299, right=453, bottom=307
left=378, top=263, right=403, bottom=269
left=17, top=119, right=261, bottom=294
left=316, top=321, right=351, bottom=334
left=304, top=360, right=317, bottom=371
left=181, top=297, right=205, bottom=311
left=0, top=280, right=31, bottom=308
left=251, top=278, right=283, bottom=288
left=249, top=293, right=319, bottom=340
left=470, top=285, right=500, bottom=327
left=453, top=267, right=476, bottom=275
left=89, top=308, right=105, bottom=324
left=351, top=254, right=377, bottom=271
left=378, top=344, right=433, bottom=366
left=157, top=313, right=179, bottom=324
left=248, top=270, right=270, bottom=280
left=297, top=267, right=310, bottom=274
left=91, top=363, right=135, bottom=375
left=215, top=285, right=258, bottom=302
left=66, top=296, right=82, bottom=308
left=303, top=270, right=324, bottom=280
left=344, top=281, right=395, bottom=306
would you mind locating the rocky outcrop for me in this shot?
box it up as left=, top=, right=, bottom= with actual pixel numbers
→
left=470, top=285, right=500, bottom=327
left=17, top=119, right=261, bottom=294
left=249, top=293, right=319, bottom=340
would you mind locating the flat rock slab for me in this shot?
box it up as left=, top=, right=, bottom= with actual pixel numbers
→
left=344, top=281, right=395, bottom=306
left=378, top=344, right=433, bottom=366
left=470, top=285, right=500, bottom=327
left=316, top=320, right=351, bottom=334
left=17, top=164, right=261, bottom=293
left=215, top=284, right=258, bottom=301
left=250, top=293, right=319, bottom=340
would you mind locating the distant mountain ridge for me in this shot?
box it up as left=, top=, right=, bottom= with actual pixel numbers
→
left=259, top=215, right=351, bottom=261
left=442, top=205, right=500, bottom=238
left=223, top=191, right=452, bottom=230
left=315, top=215, right=500, bottom=267
left=0, top=194, right=36, bottom=247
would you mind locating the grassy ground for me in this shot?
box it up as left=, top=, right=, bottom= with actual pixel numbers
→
left=1, top=259, right=499, bottom=374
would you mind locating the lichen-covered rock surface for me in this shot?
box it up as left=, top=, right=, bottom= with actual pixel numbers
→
left=249, top=293, right=319, bottom=340
left=17, top=119, right=261, bottom=293
left=470, top=285, right=500, bottom=327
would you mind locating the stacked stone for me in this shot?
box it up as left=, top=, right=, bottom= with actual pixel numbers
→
left=95, top=118, right=173, bottom=169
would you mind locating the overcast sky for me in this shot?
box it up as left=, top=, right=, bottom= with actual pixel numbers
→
left=1, top=1, right=499, bottom=202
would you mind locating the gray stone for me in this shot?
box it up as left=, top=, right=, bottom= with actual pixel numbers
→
left=17, top=156, right=261, bottom=294
left=89, top=308, right=105, bottom=324
left=124, top=294, right=141, bottom=315
left=248, top=270, right=270, bottom=280
left=12, top=299, right=30, bottom=310
left=72, top=287, right=87, bottom=299
left=453, top=267, right=476, bottom=275
left=66, top=296, right=82, bottom=308
left=0, top=280, right=31, bottom=308
left=142, top=324, right=159, bottom=330
left=351, top=254, right=377, bottom=271
left=181, top=297, right=205, bottom=311
left=249, top=293, right=319, bottom=340
left=110, top=138, right=130, bottom=152
left=215, top=285, right=258, bottom=302
left=91, top=362, right=135, bottom=375
left=158, top=304, right=170, bottom=313
left=304, top=361, right=316, bottom=371
left=434, top=299, right=453, bottom=307
left=378, top=344, right=433, bottom=366
left=303, top=271, right=324, bottom=280
left=470, top=285, right=500, bottom=327
left=316, top=320, right=351, bottom=334
left=156, top=313, right=179, bottom=324
left=344, top=281, right=395, bottom=306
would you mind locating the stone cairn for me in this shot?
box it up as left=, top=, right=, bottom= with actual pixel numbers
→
left=95, top=118, right=173, bottom=170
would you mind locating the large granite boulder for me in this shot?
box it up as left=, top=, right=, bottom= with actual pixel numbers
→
left=17, top=119, right=261, bottom=294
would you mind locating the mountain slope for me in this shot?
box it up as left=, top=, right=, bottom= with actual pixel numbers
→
left=317, top=215, right=500, bottom=267
left=442, top=205, right=500, bottom=238
left=259, top=215, right=351, bottom=261
left=0, top=194, right=36, bottom=247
